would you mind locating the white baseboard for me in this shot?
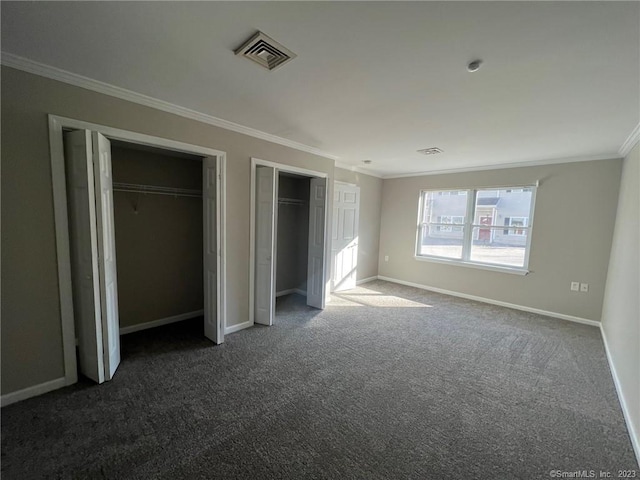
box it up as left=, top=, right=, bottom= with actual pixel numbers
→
left=119, top=310, right=204, bottom=335
left=225, top=320, right=253, bottom=335
left=377, top=275, right=600, bottom=327
left=276, top=288, right=306, bottom=297
left=276, top=289, right=296, bottom=298
left=1, top=377, right=68, bottom=407
left=600, top=326, right=640, bottom=464
left=356, top=276, right=378, bottom=285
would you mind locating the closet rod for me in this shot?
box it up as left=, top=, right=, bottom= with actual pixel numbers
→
left=278, top=197, right=306, bottom=206
left=113, top=182, right=202, bottom=198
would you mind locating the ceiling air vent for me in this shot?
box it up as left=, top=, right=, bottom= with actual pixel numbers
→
left=417, top=147, right=443, bottom=156
left=234, top=31, right=296, bottom=71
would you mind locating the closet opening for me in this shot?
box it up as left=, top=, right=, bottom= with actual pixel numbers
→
left=275, top=172, right=311, bottom=318
left=250, top=158, right=328, bottom=328
left=54, top=118, right=225, bottom=387
left=110, top=141, right=205, bottom=336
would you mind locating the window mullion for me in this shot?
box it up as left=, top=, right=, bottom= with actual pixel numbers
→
left=462, top=189, right=474, bottom=261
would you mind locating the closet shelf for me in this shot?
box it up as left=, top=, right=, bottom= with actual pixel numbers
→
left=113, top=182, right=202, bottom=198
left=278, top=197, right=306, bottom=206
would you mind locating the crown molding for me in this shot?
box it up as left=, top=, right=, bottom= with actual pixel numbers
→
left=382, top=153, right=622, bottom=179
left=619, top=123, right=640, bottom=158
left=0, top=52, right=339, bottom=161
left=334, top=161, right=384, bottom=179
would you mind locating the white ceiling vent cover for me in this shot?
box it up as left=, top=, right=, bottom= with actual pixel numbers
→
left=417, top=147, right=444, bottom=155
left=234, top=31, right=297, bottom=71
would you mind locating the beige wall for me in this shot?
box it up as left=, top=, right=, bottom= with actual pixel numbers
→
left=1, top=66, right=339, bottom=395
left=334, top=168, right=383, bottom=281
left=378, top=159, right=622, bottom=321
left=111, top=146, right=203, bottom=328
left=601, top=143, right=639, bottom=453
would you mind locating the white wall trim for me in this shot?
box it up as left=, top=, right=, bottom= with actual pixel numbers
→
left=119, top=310, right=204, bottom=335
left=382, top=153, right=621, bottom=179
left=218, top=156, right=228, bottom=342
left=377, top=276, right=600, bottom=327
left=5, top=54, right=632, bottom=177
left=600, top=325, right=640, bottom=464
left=1, top=52, right=339, bottom=161
left=1, top=377, right=68, bottom=408
left=619, top=123, right=640, bottom=158
left=48, top=116, right=80, bottom=388
left=249, top=159, right=257, bottom=327
left=276, top=289, right=296, bottom=298
left=225, top=321, right=253, bottom=335
left=335, top=161, right=384, bottom=179
left=253, top=157, right=328, bottom=179
left=276, top=288, right=307, bottom=297
left=51, top=114, right=227, bottom=158
left=356, top=276, right=378, bottom=285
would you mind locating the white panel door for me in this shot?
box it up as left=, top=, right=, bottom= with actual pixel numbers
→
left=203, top=156, right=221, bottom=343
left=307, top=178, right=327, bottom=309
left=64, top=130, right=105, bottom=384
left=332, top=183, right=360, bottom=292
left=92, top=132, right=121, bottom=381
left=255, top=165, right=276, bottom=325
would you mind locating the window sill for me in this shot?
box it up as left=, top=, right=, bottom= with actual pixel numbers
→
left=413, top=255, right=530, bottom=276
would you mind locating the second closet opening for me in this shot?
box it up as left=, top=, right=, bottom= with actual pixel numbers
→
left=275, top=172, right=310, bottom=310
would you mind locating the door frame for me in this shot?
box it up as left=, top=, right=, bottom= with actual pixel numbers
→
left=248, top=157, right=329, bottom=327
left=48, top=114, right=227, bottom=388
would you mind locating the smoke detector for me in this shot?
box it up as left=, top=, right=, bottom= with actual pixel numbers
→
left=234, top=31, right=297, bottom=71
left=417, top=147, right=443, bottom=156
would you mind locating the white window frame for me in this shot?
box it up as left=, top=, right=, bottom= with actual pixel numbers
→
left=415, top=186, right=537, bottom=275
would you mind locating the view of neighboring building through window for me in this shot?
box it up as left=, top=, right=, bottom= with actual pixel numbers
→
left=417, top=187, right=535, bottom=268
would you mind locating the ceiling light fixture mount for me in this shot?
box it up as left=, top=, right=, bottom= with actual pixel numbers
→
left=417, top=147, right=443, bottom=156
left=234, top=31, right=297, bottom=71
left=467, top=59, right=483, bottom=73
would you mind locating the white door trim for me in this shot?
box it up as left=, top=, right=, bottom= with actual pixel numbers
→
left=48, top=114, right=227, bottom=389
left=334, top=180, right=357, bottom=187
left=249, top=157, right=330, bottom=327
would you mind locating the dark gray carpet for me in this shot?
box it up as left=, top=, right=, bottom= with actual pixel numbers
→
left=2, top=280, right=637, bottom=479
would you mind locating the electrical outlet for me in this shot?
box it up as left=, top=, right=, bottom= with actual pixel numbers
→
left=570, top=282, right=580, bottom=292
left=580, top=283, right=589, bottom=292
left=384, top=255, right=389, bottom=262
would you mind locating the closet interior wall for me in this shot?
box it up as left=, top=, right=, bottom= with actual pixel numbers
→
left=276, top=173, right=310, bottom=296
left=111, top=144, right=203, bottom=329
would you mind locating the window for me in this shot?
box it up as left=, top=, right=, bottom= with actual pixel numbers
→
left=416, top=187, right=536, bottom=270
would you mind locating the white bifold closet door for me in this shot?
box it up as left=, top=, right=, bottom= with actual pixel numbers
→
left=254, top=165, right=277, bottom=326
left=307, top=177, right=327, bottom=309
left=203, top=157, right=222, bottom=343
left=65, top=130, right=121, bottom=383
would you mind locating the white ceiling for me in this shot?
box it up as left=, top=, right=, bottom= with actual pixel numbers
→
left=2, top=2, right=639, bottom=177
